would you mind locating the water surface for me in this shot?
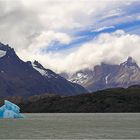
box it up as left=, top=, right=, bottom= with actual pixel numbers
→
left=0, top=113, right=140, bottom=139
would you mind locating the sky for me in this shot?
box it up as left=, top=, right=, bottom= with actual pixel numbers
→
left=0, top=0, right=140, bottom=73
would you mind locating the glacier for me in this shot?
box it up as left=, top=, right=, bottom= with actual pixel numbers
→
left=0, top=100, right=24, bottom=118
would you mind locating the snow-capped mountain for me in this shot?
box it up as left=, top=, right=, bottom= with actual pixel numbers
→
left=32, top=60, right=59, bottom=79
left=62, top=57, right=140, bottom=92
left=0, top=42, right=87, bottom=97
left=111, top=57, right=140, bottom=87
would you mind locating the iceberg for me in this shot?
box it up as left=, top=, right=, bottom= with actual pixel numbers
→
left=0, top=100, right=24, bottom=118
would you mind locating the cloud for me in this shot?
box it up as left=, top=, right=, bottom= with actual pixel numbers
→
left=0, top=0, right=140, bottom=74
left=18, top=30, right=140, bottom=73
left=102, top=8, right=122, bottom=19
left=0, top=0, right=135, bottom=50
left=27, top=31, right=72, bottom=53
left=92, top=26, right=115, bottom=32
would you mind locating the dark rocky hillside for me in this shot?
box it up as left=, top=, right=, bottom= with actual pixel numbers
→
left=15, top=86, right=140, bottom=113
left=0, top=43, right=87, bottom=97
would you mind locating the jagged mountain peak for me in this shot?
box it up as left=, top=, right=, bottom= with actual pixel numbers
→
left=32, top=60, right=61, bottom=79
left=33, top=60, right=45, bottom=70
left=121, top=57, right=138, bottom=67
left=0, top=43, right=19, bottom=61
left=0, top=42, right=11, bottom=51
left=127, top=56, right=135, bottom=63
left=62, top=56, right=140, bottom=92
left=0, top=42, right=87, bottom=97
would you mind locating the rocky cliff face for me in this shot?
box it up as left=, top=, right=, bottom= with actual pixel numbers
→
left=0, top=43, right=87, bottom=97
left=62, top=57, right=140, bottom=92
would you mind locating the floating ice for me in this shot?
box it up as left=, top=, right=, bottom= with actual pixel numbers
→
left=0, top=100, right=24, bottom=118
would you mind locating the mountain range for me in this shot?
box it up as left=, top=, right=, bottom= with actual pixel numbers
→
left=0, top=42, right=87, bottom=97
left=1, top=41, right=140, bottom=98
left=61, top=57, right=140, bottom=92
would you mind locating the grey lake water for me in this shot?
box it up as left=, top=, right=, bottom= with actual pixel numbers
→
left=0, top=113, right=140, bottom=139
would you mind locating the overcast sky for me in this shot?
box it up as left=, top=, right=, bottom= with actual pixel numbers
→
left=0, top=0, right=140, bottom=73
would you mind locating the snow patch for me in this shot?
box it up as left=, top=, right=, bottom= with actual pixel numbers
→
left=0, top=50, right=6, bottom=58
left=32, top=63, right=50, bottom=77
left=1, top=70, right=4, bottom=73
left=105, top=74, right=110, bottom=84
left=32, top=63, right=57, bottom=78
left=70, top=72, right=88, bottom=84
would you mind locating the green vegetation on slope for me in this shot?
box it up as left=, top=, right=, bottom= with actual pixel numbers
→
left=18, top=86, right=140, bottom=113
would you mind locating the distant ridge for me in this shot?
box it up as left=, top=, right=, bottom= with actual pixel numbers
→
left=62, top=57, right=140, bottom=92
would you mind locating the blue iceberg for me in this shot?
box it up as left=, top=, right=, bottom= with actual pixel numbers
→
left=0, top=100, right=24, bottom=118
